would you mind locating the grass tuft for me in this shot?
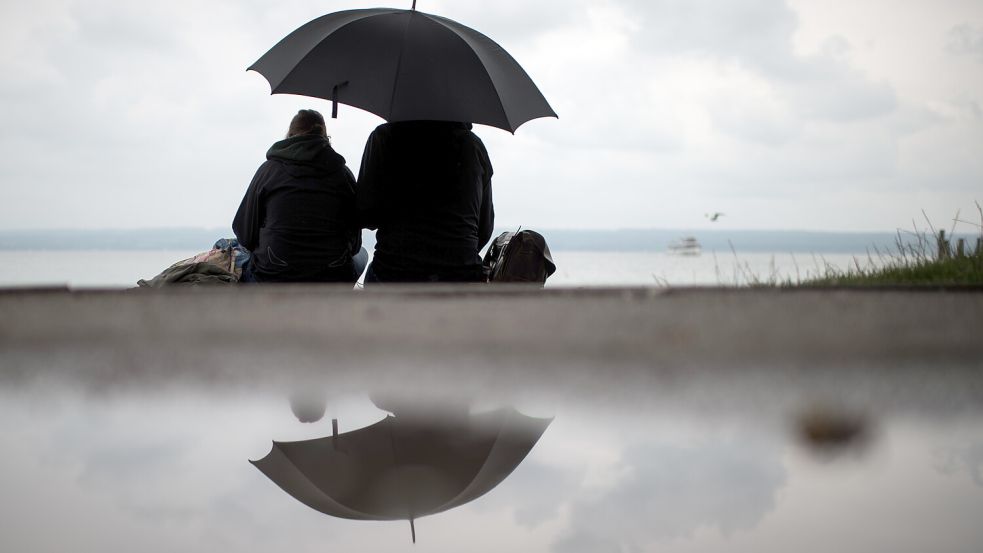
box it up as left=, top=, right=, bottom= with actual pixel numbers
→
left=797, top=203, right=983, bottom=286
left=802, top=253, right=983, bottom=286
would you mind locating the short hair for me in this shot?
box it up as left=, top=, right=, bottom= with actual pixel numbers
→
left=287, top=109, right=328, bottom=138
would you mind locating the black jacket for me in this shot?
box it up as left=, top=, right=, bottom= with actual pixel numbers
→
left=233, top=135, right=360, bottom=282
left=356, top=121, right=494, bottom=270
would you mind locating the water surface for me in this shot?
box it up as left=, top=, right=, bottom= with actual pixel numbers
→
left=1, top=383, right=980, bottom=553
left=0, top=250, right=880, bottom=288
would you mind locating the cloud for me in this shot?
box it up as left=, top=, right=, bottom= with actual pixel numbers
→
left=479, top=0, right=913, bottom=230
left=616, top=0, right=898, bottom=123
left=782, top=57, right=897, bottom=123
left=946, top=24, right=983, bottom=63
left=621, top=0, right=800, bottom=74
left=432, top=0, right=584, bottom=47
left=935, top=441, right=983, bottom=486
left=551, top=436, right=786, bottom=552
left=36, top=401, right=204, bottom=523
left=470, top=458, right=580, bottom=528
left=0, top=0, right=980, bottom=232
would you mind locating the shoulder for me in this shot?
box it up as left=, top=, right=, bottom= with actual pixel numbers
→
left=466, top=130, right=488, bottom=150
left=249, top=159, right=286, bottom=186
left=370, top=123, right=393, bottom=139
left=464, top=131, right=492, bottom=171
left=258, top=158, right=286, bottom=176
left=363, top=124, right=393, bottom=154
left=252, top=159, right=278, bottom=178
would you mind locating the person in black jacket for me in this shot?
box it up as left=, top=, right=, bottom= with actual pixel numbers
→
left=233, top=109, right=364, bottom=283
left=356, top=121, right=494, bottom=283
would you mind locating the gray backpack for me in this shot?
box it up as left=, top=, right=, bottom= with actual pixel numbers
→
left=482, top=230, right=556, bottom=284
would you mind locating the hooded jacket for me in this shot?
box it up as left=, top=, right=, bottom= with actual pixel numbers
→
left=233, top=134, right=360, bottom=282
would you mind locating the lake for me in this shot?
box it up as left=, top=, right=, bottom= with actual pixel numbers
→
left=0, top=249, right=882, bottom=288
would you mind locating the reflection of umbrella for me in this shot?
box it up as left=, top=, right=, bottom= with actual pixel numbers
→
left=248, top=7, right=557, bottom=133
left=251, top=408, right=551, bottom=542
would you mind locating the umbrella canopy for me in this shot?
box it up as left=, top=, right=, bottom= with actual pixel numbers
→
left=251, top=407, right=551, bottom=541
left=248, top=8, right=557, bottom=133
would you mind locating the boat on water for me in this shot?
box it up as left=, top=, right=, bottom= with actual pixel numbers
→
left=667, top=236, right=702, bottom=256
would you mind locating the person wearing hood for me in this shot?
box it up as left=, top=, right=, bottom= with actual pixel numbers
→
left=356, top=120, right=494, bottom=283
left=233, top=109, right=365, bottom=283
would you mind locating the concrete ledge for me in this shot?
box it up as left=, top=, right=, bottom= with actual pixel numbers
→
left=1, top=286, right=981, bottom=410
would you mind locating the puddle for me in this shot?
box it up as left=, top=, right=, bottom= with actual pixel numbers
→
left=1, top=381, right=981, bottom=552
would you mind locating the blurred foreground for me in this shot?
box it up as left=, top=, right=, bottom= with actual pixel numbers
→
left=1, top=286, right=982, bottom=552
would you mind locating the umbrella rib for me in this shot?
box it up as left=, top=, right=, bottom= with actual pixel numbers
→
left=260, top=14, right=361, bottom=92
left=433, top=409, right=552, bottom=512
left=421, top=13, right=514, bottom=132
left=264, top=9, right=401, bottom=94
left=386, top=13, right=416, bottom=121
left=254, top=443, right=380, bottom=521
left=385, top=416, right=415, bottom=521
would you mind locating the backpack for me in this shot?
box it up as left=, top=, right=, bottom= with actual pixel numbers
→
left=482, top=230, right=557, bottom=284
left=136, top=238, right=249, bottom=287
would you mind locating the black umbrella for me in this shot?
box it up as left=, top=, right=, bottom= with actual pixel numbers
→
left=251, top=407, right=551, bottom=542
left=248, top=6, right=557, bottom=133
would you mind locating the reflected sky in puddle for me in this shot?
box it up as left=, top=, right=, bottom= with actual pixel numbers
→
left=1, top=386, right=981, bottom=552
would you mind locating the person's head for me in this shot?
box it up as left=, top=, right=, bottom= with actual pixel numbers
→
left=286, top=109, right=328, bottom=139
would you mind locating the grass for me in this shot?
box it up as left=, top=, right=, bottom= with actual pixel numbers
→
left=795, top=205, right=983, bottom=287
left=801, top=251, right=983, bottom=286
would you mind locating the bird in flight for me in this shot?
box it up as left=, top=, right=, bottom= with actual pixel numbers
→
left=705, top=212, right=724, bottom=222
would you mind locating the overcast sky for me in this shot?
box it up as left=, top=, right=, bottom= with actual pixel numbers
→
left=1, top=0, right=981, bottom=231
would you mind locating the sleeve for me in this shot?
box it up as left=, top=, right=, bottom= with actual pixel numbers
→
left=355, top=129, right=386, bottom=230
left=342, top=166, right=362, bottom=255
left=475, top=138, right=495, bottom=249
left=232, top=164, right=267, bottom=252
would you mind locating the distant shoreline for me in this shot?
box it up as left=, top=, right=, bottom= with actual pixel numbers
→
left=0, top=227, right=976, bottom=254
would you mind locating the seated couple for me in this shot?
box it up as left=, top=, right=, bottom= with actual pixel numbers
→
left=233, top=109, right=494, bottom=285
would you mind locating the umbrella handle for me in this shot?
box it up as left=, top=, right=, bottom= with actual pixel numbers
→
left=331, top=81, right=349, bottom=119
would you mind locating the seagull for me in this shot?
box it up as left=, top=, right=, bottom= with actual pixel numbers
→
left=705, top=212, right=725, bottom=222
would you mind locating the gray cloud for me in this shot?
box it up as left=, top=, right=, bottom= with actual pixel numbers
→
left=36, top=406, right=203, bottom=523
left=946, top=24, right=983, bottom=62
left=433, top=0, right=584, bottom=46
left=551, top=437, right=786, bottom=552
left=511, top=461, right=577, bottom=527
left=618, top=0, right=897, bottom=124
left=469, top=458, right=580, bottom=528
left=782, top=56, right=897, bottom=123
left=710, top=96, right=801, bottom=147
left=935, top=441, right=983, bottom=486
left=0, top=0, right=980, bottom=232
left=621, top=0, right=800, bottom=76
left=553, top=531, right=624, bottom=553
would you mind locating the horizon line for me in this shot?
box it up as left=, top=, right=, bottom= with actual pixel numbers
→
left=0, top=226, right=972, bottom=235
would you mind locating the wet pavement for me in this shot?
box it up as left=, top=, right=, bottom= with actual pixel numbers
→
left=1, top=286, right=981, bottom=552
